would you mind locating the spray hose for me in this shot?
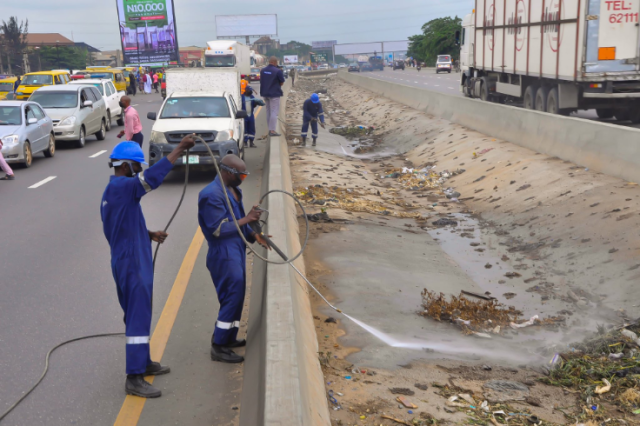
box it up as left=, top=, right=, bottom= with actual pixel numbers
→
left=0, top=134, right=340, bottom=423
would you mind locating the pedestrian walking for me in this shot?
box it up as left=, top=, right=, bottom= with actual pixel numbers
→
left=117, top=96, right=144, bottom=147
left=259, top=56, right=285, bottom=137
left=290, top=66, right=296, bottom=87
left=301, top=93, right=325, bottom=147
left=129, top=72, right=137, bottom=96
left=153, top=73, right=159, bottom=93
left=0, top=138, right=15, bottom=180
left=241, top=86, right=264, bottom=148
left=138, top=73, right=144, bottom=93
left=198, top=154, right=269, bottom=363
left=13, top=76, right=21, bottom=93
left=144, top=74, right=152, bottom=94
left=101, top=136, right=195, bottom=398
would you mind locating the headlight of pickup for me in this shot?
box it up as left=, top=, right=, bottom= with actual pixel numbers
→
left=150, top=130, right=167, bottom=144
left=1, top=134, right=19, bottom=146
left=59, top=116, right=77, bottom=126
left=215, top=130, right=233, bottom=141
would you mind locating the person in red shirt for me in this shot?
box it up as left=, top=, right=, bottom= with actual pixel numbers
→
left=153, top=73, right=159, bottom=93
left=117, top=96, right=144, bottom=147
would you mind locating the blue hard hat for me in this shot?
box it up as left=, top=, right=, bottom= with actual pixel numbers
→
left=109, top=141, right=148, bottom=165
left=311, top=93, right=320, bottom=103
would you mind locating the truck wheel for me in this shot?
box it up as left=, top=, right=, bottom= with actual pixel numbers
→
left=546, top=88, right=568, bottom=115
left=535, top=87, right=549, bottom=112
left=480, top=79, right=490, bottom=102
left=596, top=108, right=614, bottom=119
left=523, top=85, right=538, bottom=109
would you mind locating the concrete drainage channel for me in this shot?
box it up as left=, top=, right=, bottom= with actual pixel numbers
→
left=238, top=79, right=331, bottom=426
left=338, top=69, right=640, bottom=184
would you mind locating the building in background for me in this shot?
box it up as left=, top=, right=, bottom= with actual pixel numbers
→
left=179, top=46, right=205, bottom=66
left=252, top=36, right=280, bottom=55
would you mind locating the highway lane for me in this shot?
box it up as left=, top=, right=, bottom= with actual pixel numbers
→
left=356, top=67, right=640, bottom=128
left=0, top=89, right=267, bottom=425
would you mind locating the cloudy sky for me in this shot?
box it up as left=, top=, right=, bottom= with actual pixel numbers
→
left=3, top=0, right=471, bottom=51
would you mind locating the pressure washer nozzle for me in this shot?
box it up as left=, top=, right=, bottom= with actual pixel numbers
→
left=336, top=309, right=342, bottom=313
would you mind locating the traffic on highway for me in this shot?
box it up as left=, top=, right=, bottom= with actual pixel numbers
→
left=1, top=0, right=640, bottom=425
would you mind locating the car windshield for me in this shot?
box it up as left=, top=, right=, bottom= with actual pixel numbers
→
left=438, top=55, right=451, bottom=62
left=205, top=55, right=236, bottom=67
left=89, top=83, right=104, bottom=95
left=160, top=97, right=230, bottom=119
left=0, top=82, right=14, bottom=92
left=22, top=74, right=53, bottom=86
left=87, top=72, right=114, bottom=81
left=30, top=91, right=78, bottom=108
left=0, top=106, right=22, bottom=125
left=251, top=68, right=260, bottom=73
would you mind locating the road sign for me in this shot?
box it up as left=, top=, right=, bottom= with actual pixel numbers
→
left=310, top=53, right=327, bottom=63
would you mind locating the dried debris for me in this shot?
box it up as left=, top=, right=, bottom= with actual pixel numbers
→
left=420, top=290, right=564, bottom=336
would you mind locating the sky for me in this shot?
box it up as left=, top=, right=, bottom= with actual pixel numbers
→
left=2, top=0, right=472, bottom=51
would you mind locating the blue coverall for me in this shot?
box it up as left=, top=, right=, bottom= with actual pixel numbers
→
left=101, top=157, right=174, bottom=375
left=241, top=93, right=259, bottom=145
left=301, top=98, right=325, bottom=139
left=198, top=176, right=256, bottom=346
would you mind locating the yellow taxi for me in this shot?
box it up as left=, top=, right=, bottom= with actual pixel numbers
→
left=0, top=77, right=17, bottom=100
left=85, top=67, right=127, bottom=93
left=15, top=70, right=70, bottom=100
left=115, top=67, right=137, bottom=94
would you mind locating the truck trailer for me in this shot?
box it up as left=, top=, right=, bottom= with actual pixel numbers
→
left=459, top=0, right=640, bottom=121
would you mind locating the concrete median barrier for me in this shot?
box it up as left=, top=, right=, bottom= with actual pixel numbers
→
left=239, top=79, right=331, bottom=426
left=339, top=69, right=640, bottom=184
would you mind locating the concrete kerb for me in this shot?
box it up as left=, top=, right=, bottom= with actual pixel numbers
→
left=338, top=69, right=640, bottom=184
left=262, top=80, right=332, bottom=426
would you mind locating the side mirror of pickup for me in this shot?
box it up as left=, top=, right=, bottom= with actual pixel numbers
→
left=147, top=112, right=157, bottom=120
left=236, top=110, right=248, bottom=119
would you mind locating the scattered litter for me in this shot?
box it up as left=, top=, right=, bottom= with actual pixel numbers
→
left=594, top=378, right=611, bottom=394
left=324, top=317, right=337, bottom=323
left=461, top=290, right=496, bottom=300
left=396, top=396, right=418, bottom=409
left=433, top=218, right=458, bottom=227
left=415, top=383, right=429, bottom=391
left=381, top=414, right=412, bottom=425
left=510, top=315, right=539, bottom=329
left=446, top=395, right=468, bottom=408
left=505, top=272, right=522, bottom=278
left=389, top=387, right=415, bottom=395
left=483, top=380, right=530, bottom=402
left=344, top=376, right=351, bottom=380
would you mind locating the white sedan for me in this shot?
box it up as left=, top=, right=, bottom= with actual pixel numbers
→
left=69, top=78, right=125, bottom=130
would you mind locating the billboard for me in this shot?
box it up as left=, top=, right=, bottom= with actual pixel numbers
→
left=215, top=15, right=277, bottom=37
left=116, top=0, right=180, bottom=67
left=310, top=53, right=328, bottom=63
left=283, top=55, right=299, bottom=64
left=312, top=40, right=337, bottom=49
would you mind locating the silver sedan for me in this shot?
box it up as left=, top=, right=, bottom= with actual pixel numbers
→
left=0, top=101, right=55, bottom=167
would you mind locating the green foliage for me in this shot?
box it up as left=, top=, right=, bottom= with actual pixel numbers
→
left=0, top=16, right=29, bottom=73
left=408, top=16, right=461, bottom=67
left=37, top=46, right=88, bottom=70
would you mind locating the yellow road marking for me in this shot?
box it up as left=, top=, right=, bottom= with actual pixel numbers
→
left=113, top=228, right=205, bottom=426
left=254, top=105, right=262, bottom=117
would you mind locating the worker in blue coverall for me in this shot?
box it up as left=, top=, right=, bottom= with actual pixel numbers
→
left=101, top=135, right=195, bottom=398
left=241, top=86, right=264, bottom=148
left=301, top=93, right=325, bottom=147
left=198, top=154, right=270, bottom=363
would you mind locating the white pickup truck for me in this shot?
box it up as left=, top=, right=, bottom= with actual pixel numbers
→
left=146, top=68, right=248, bottom=168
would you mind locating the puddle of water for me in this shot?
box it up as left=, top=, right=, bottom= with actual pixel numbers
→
left=426, top=213, right=575, bottom=319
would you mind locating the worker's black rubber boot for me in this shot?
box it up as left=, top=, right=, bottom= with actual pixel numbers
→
left=125, top=374, right=162, bottom=398
left=211, top=345, right=244, bottom=363
left=301, top=136, right=306, bottom=146
left=249, top=141, right=257, bottom=148
left=145, top=361, right=171, bottom=376
left=223, top=339, right=246, bottom=348
left=244, top=140, right=248, bottom=147
left=312, top=138, right=317, bottom=147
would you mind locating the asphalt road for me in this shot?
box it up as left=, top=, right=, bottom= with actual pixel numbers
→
left=357, top=67, right=640, bottom=128
left=0, top=89, right=268, bottom=425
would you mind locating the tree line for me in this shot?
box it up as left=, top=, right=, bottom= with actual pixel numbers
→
left=0, top=16, right=91, bottom=74
left=408, top=16, right=462, bottom=67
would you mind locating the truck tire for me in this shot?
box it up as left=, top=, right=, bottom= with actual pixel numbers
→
left=535, top=87, right=549, bottom=112
left=480, top=78, right=490, bottom=102
left=546, top=88, right=568, bottom=115
left=523, top=85, right=538, bottom=109
left=596, top=108, right=614, bottom=119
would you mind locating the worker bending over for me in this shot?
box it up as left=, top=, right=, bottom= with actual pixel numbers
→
left=101, top=136, right=195, bottom=398
left=198, top=154, right=269, bottom=363
left=241, top=86, right=265, bottom=148
left=301, top=93, right=325, bottom=147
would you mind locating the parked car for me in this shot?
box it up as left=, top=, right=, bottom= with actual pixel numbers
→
left=393, top=60, right=405, bottom=71
left=69, top=78, right=125, bottom=130
left=248, top=67, right=261, bottom=82
left=29, top=85, right=108, bottom=148
left=348, top=64, right=360, bottom=73
left=0, top=101, right=55, bottom=167
left=436, top=55, right=452, bottom=73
